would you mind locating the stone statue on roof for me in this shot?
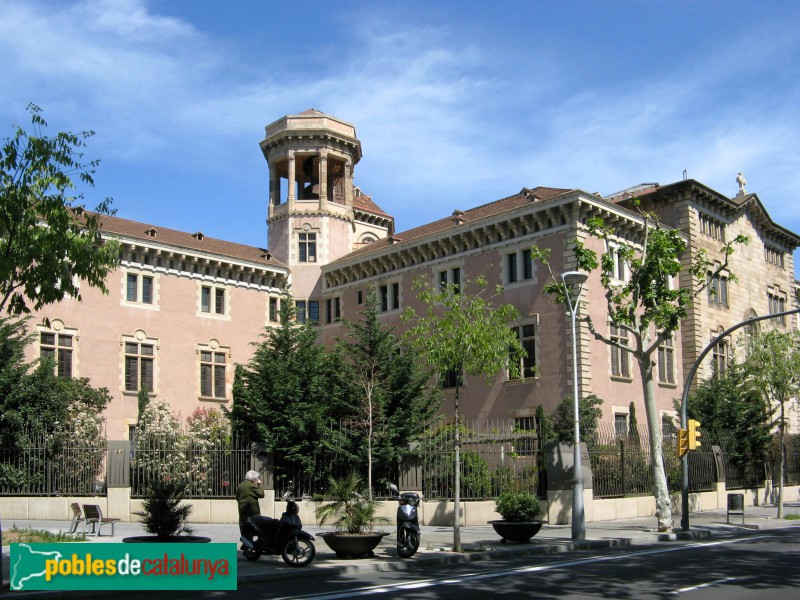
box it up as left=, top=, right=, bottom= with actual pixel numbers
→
left=736, top=172, right=747, bottom=196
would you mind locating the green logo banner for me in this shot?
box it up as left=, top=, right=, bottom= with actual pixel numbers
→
left=10, top=543, right=237, bottom=591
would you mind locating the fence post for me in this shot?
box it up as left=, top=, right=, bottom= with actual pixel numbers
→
left=251, top=444, right=272, bottom=491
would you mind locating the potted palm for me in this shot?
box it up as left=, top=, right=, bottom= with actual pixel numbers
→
left=488, top=490, right=543, bottom=544
left=316, top=472, right=390, bottom=558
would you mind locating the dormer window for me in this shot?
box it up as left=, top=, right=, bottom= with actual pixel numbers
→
left=193, top=232, right=205, bottom=241
left=145, top=228, right=157, bottom=238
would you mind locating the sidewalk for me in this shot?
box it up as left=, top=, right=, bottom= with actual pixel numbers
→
left=3, top=503, right=800, bottom=593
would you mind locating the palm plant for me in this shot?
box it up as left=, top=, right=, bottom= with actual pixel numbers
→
left=134, top=480, right=195, bottom=538
left=316, top=472, right=389, bottom=534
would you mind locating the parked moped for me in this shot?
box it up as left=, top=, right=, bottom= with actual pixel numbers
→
left=240, top=493, right=316, bottom=567
left=390, top=484, right=421, bottom=558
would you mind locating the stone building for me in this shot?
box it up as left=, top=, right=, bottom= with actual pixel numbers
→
left=16, top=109, right=800, bottom=438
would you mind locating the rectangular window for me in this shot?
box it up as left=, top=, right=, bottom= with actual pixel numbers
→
left=269, top=297, right=279, bottom=322
left=296, top=300, right=307, bottom=323
left=357, top=290, right=363, bottom=305
left=612, top=247, right=627, bottom=281
left=299, top=232, right=317, bottom=263
left=768, top=291, right=787, bottom=325
left=507, top=249, right=534, bottom=284
left=127, top=274, right=138, bottom=302
left=127, top=273, right=153, bottom=304
left=380, top=285, right=388, bottom=311
left=326, top=299, right=332, bottom=324
left=40, top=332, right=73, bottom=378
left=712, top=339, right=729, bottom=376
left=439, top=267, right=462, bottom=292
left=510, top=323, right=537, bottom=380
left=707, top=272, right=729, bottom=308
left=200, top=350, right=226, bottom=399
left=379, top=283, right=400, bottom=312
left=610, top=324, right=631, bottom=378
left=125, top=342, right=154, bottom=392
left=507, top=253, right=518, bottom=283
left=522, top=248, right=532, bottom=280
left=764, top=245, right=785, bottom=268
left=141, top=276, right=153, bottom=304
left=658, top=336, right=675, bottom=384
left=308, top=300, right=320, bottom=323
left=214, top=288, right=225, bottom=315
left=201, top=285, right=225, bottom=314
left=699, top=213, right=725, bottom=241
left=334, top=297, right=341, bottom=320
left=614, top=413, right=628, bottom=438
left=439, top=270, right=448, bottom=291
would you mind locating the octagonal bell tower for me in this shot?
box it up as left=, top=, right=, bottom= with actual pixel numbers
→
left=260, top=109, right=363, bottom=306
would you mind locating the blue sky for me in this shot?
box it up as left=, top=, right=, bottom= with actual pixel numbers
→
left=2, top=0, right=799, bottom=266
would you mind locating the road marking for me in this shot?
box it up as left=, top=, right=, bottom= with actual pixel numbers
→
left=276, top=535, right=773, bottom=600
left=671, top=576, right=741, bottom=594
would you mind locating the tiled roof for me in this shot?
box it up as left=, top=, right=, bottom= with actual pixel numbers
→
left=353, top=193, right=392, bottom=218
left=94, top=212, right=286, bottom=268
left=340, top=186, right=572, bottom=260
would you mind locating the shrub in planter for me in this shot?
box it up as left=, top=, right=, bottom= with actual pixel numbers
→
left=495, top=491, right=542, bottom=522
left=490, top=491, right=543, bottom=543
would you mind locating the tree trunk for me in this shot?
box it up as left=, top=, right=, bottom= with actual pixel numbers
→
left=778, top=405, right=785, bottom=520
left=453, top=384, right=462, bottom=552
left=638, top=356, right=673, bottom=531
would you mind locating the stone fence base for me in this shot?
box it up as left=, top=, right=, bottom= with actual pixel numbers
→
left=2, top=483, right=798, bottom=527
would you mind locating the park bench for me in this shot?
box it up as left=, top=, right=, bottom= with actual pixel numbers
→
left=82, top=504, right=120, bottom=537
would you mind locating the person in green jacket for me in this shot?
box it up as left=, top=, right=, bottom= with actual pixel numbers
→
left=236, top=470, right=264, bottom=542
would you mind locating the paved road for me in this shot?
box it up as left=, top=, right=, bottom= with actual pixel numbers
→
left=94, top=527, right=800, bottom=599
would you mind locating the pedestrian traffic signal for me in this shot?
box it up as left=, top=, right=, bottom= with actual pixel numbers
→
left=677, top=428, right=689, bottom=458
left=688, top=419, right=702, bottom=450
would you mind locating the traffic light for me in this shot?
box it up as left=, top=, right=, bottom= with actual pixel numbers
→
left=688, top=419, right=702, bottom=450
left=677, top=428, right=689, bottom=458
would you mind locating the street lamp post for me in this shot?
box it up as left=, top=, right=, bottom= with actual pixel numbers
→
left=561, top=270, right=588, bottom=541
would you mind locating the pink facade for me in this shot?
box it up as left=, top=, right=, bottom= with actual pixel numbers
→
left=13, top=110, right=800, bottom=439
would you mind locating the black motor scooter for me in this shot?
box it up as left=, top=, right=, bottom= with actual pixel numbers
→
left=240, top=493, right=316, bottom=567
left=390, top=484, right=421, bottom=558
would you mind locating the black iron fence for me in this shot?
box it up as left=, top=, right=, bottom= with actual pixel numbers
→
left=269, top=420, right=540, bottom=500
left=0, top=432, right=106, bottom=496
left=130, top=433, right=252, bottom=498
left=3, top=424, right=799, bottom=502
left=589, top=424, right=716, bottom=498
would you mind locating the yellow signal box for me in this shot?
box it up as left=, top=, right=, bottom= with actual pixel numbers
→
left=688, top=419, right=702, bottom=450
left=677, top=428, right=689, bottom=458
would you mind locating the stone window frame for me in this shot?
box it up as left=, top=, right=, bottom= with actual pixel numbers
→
left=197, top=339, right=230, bottom=402
left=121, top=330, right=159, bottom=395
left=508, top=316, right=539, bottom=382
left=37, top=319, right=78, bottom=378
left=122, top=269, right=159, bottom=311
left=197, top=282, right=230, bottom=321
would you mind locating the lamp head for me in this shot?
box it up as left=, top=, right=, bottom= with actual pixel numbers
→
left=560, top=271, right=588, bottom=286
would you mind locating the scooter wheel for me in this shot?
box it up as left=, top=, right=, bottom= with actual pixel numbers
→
left=397, top=528, right=420, bottom=558
left=282, top=538, right=315, bottom=567
left=242, top=546, right=262, bottom=561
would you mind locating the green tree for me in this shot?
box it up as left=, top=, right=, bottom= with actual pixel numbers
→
left=335, top=287, right=440, bottom=498
left=228, top=286, right=350, bottom=489
left=532, top=203, right=747, bottom=531
left=628, top=402, right=641, bottom=448
left=402, top=274, right=524, bottom=551
left=741, top=329, right=800, bottom=518
left=551, top=394, right=604, bottom=448
left=685, top=357, right=771, bottom=483
left=0, top=104, right=120, bottom=315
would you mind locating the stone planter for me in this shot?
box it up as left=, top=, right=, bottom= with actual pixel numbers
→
left=122, top=536, right=211, bottom=543
left=319, top=532, right=388, bottom=558
left=487, top=520, right=543, bottom=544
